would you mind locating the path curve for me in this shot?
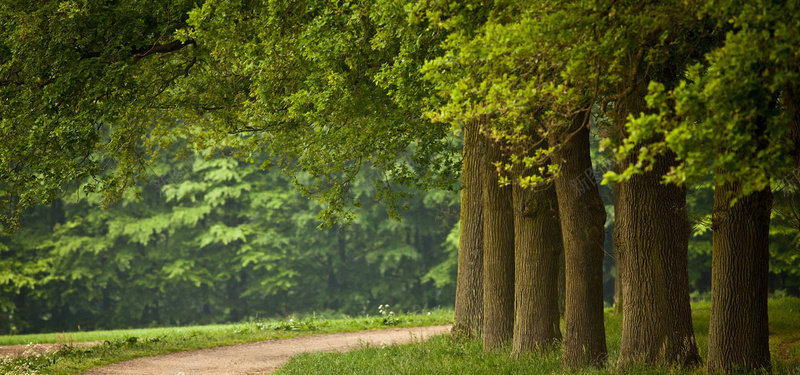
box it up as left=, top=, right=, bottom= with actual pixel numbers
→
left=82, top=324, right=452, bottom=375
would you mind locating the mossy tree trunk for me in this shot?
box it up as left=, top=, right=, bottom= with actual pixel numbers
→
left=482, top=132, right=515, bottom=350
left=511, top=134, right=563, bottom=356
left=550, top=111, right=607, bottom=368
left=706, top=182, right=772, bottom=373
left=452, top=119, right=485, bottom=338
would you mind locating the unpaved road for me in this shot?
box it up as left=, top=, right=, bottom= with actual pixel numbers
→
left=82, top=324, right=452, bottom=375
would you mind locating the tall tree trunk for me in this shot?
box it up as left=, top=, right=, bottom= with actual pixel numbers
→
left=706, top=89, right=778, bottom=373
left=228, top=277, right=243, bottom=322
left=101, top=285, right=111, bottom=328
left=558, top=247, right=566, bottom=317
left=49, top=198, right=65, bottom=226
left=14, top=288, right=26, bottom=334
left=661, top=182, right=699, bottom=365
left=550, top=111, right=607, bottom=368
left=452, top=119, right=484, bottom=338
left=612, top=172, right=623, bottom=315
left=789, top=86, right=800, bottom=168
left=707, top=183, right=772, bottom=373
left=482, top=133, right=515, bottom=350
left=0, top=311, right=7, bottom=335
left=614, top=70, right=699, bottom=367
left=511, top=136, right=563, bottom=356
left=613, top=267, right=622, bottom=314
left=616, top=152, right=699, bottom=367
left=152, top=298, right=160, bottom=324
left=201, top=283, right=212, bottom=316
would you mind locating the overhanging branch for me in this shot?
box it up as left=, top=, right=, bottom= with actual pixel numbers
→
left=80, top=39, right=196, bottom=61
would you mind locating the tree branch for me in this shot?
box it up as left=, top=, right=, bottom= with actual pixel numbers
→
left=80, top=39, right=195, bottom=61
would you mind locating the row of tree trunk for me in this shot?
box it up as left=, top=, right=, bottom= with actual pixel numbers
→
left=454, top=113, right=610, bottom=367
left=452, top=92, right=774, bottom=373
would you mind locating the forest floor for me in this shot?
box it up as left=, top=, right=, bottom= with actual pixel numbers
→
left=79, top=325, right=451, bottom=375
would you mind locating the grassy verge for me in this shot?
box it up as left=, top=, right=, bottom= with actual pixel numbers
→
left=275, top=298, right=800, bottom=375
left=0, top=308, right=452, bottom=375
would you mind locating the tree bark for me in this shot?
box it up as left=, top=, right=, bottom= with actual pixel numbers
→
left=550, top=111, right=607, bottom=368
left=511, top=137, right=563, bottom=356
left=613, top=267, right=622, bottom=314
left=616, top=152, right=699, bottom=367
left=614, top=70, right=699, bottom=367
left=612, top=172, right=623, bottom=315
left=452, top=119, right=484, bottom=338
left=706, top=183, right=772, bottom=373
left=558, top=247, right=566, bottom=317
left=482, top=133, right=515, bottom=350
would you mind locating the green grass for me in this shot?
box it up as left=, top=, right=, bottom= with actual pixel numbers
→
left=275, top=298, right=800, bottom=375
left=0, top=323, right=256, bottom=346
left=0, top=308, right=452, bottom=375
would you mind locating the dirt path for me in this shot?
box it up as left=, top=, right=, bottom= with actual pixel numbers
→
left=82, top=324, right=452, bottom=375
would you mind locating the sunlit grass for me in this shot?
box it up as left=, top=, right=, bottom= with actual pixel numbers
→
left=0, top=324, right=241, bottom=346
left=0, top=308, right=452, bottom=375
left=275, top=298, right=800, bottom=375
left=3, top=299, right=797, bottom=375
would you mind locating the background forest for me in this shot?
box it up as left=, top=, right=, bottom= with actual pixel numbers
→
left=2, top=0, right=800, bottom=373
left=0, top=148, right=461, bottom=334
left=2, top=134, right=798, bottom=335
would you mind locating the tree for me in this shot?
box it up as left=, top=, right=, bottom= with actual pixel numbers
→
left=606, top=5, right=702, bottom=363
left=7, top=2, right=799, bottom=372
left=374, top=0, right=495, bottom=339
left=617, top=1, right=800, bottom=371
left=0, top=148, right=460, bottom=332
left=422, top=2, right=610, bottom=365
left=452, top=120, right=484, bottom=338
left=549, top=111, right=608, bottom=367
left=511, top=127, right=564, bottom=355
left=0, top=0, right=477, bottom=336
left=522, top=0, right=705, bottom=366
left=0, top=0, right=462, bottom=229
left=0, top=0, right=198, bottom=230
left=480, top=132, right=515, bottom=350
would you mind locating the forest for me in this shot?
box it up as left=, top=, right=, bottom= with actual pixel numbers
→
left=1, top=0, right=799, bottom=373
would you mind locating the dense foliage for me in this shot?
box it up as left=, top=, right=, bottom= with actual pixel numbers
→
left=1, top=141, right=797, bottom=335
left=1, top=0, right=799, bottom=372
left=0, top=152, right=459, bottom=334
